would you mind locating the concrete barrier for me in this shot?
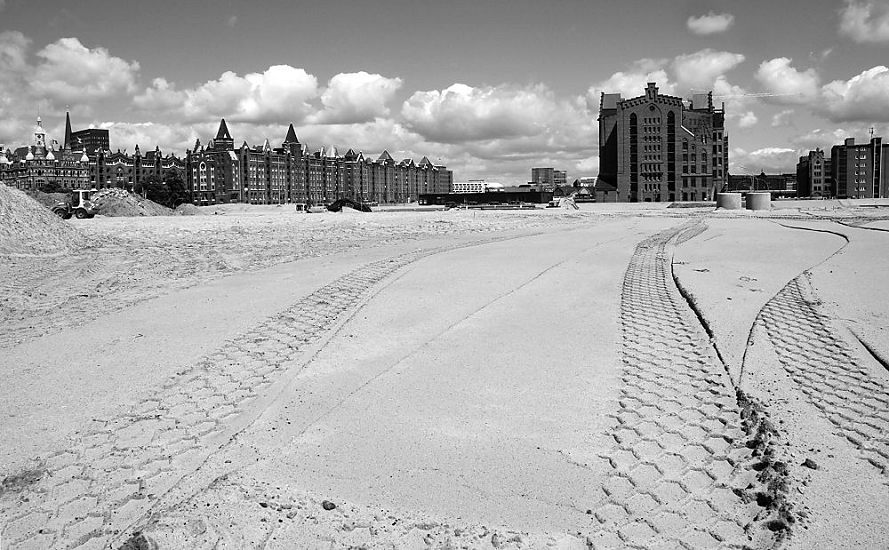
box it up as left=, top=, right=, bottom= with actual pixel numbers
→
left=716, top=192, right=742, bottom=210
left=746, top=192, right=771, bottom=211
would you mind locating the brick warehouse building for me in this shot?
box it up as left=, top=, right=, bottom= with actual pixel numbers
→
left=0, top=113, right=185, bottom=192
left=597, top=83, right=728, bottom=202
left=186, top=119, right=453, bottom=205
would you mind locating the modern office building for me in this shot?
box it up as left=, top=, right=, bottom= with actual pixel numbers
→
left=530, top=167, right=566, bottom=189
left=830, top=137, right=887, bottom=199
left=70, top=128, right=110, bottom=154
left=597, top=82, right=728, bottom=202
left=186, top=119, right=453, bottom=205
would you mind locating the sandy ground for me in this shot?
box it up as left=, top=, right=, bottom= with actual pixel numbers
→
left=1, top=199, right=888, bottom=549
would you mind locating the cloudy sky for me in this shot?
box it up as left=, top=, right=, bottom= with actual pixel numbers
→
left=2, top=0, right=889, bottom=182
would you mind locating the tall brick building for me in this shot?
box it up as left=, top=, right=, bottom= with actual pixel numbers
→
left=597, top=83, right=728, bottom=202
left=186, top=119, right=453, bottom=205
left=0, top=113, right=184, bottom=192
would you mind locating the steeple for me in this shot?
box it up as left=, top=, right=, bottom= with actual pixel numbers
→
left=64, top=111, right=73, bottom=150
left=283, top=123, right=299, bottom=145
left=215, top=119, right=233, bottom=141
left=214, top=118, right=234, bottom=150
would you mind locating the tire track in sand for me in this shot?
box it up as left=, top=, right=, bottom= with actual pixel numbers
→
left=756, top=274, right=889, bottom=477
left=0, top=240, right=499, bottom=550
left=590, top=221, right=773, bottom=550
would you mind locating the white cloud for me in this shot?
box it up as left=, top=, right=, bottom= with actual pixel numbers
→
left=821, top=65, right=889, bottom=122
left=687, top=12, right=735, bottom=35
left=771, top=109, right=795, bottom=127
left=31, top=37, right=139, bottom=104
left=138, top=65, right=319, bottom=124
left=839, top=0, right=889, bottom=43
left=95, top=121, right=199, bottom=154
left=312, top=71, right=403, bottom=124
left=588, top=58, right=675, bottom=101
left=134, top=78, right=186, bottom=111
left=754, top=58, right=820, bottom=104
left=672, top=49, right=745, bottom=91
left=403, top=83, right=561, bottom=143
left=738, top=111, right=758, bottom=128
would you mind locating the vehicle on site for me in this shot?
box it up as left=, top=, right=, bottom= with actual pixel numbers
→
left=52, top=189, right=98, bottom=219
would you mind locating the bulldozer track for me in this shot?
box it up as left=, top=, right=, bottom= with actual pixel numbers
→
left=0, top=243, right=470, bottom=550
left=756, top=275, right=889, bottom=477
left=590, top=221, right=767, bottom=549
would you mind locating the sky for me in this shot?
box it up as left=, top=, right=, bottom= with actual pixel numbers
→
left=2, top=0, right=889, bottom=183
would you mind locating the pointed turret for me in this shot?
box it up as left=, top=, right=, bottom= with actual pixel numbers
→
left=378, top=150, right=393, bottom=162
left=216, top=119, right=233, bottom=141
left=214, top=119, right=234, bottom=151
left=283, top=123, right=299, bottom=145
left=64, top=111, right=73, bottom=150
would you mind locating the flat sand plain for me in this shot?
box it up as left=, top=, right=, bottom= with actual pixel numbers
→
left=1, top=200, right=888, bottom=549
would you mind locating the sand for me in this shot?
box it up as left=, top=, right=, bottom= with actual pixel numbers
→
left=0, top=198, right=888, bottom=549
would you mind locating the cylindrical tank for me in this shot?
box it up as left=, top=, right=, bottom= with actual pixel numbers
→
left=716, top=192, right=742, bottom=210
left=746, top=192, right=771, bottom=211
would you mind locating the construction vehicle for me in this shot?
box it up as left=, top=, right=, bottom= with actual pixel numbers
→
left=52, top=189, right=97, bottom=219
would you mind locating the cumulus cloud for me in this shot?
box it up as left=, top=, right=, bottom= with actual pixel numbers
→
left=687, top=12, right=735, bottom=35
left=771, top=109, right=795, bottom=127
left=737, top=111, right=758, bottom=128
left=31, top=37, right=139, bottom=104
left=138, top=65, right=318, bottom=124
left=312, top=71, right=403, bottom=124
left=754, top=58, right=820, bottom=104
left=839, top=0, right=889, bottom=43
left=95, top=121, right=199, bottom=153
left=403, top=83, right=559, bottom=143
left=588, top=50, right=748, bottom=112
left=672, top=49, right=745, bottom=90
left=589, top=58, right=675, bottom=101
left=821, top=65, right=889, bottom=121
left=133, top=78, right=186, bottom=111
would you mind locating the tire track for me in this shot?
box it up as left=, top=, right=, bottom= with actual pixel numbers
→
left=0, top=241, right=496, bottom=550
left=590, top=221, right=773, bottom=550
left=756, top=274, right=889, bottom=476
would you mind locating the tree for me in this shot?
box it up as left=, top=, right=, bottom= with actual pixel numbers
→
left=141, top=169, right=190, bottom=208
left=39, top=180, right=65, bottom=194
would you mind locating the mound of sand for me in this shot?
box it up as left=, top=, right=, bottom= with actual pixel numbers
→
left=0, top=184, right=88, bottom=255
left=91, top=188, right=173, bottom=217
left=173, top=203, right=205, bottom=216
left=25, top=190, right=70, bottom=209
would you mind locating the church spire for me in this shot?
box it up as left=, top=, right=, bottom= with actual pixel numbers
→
left=283, top=123, right=299, bottom=145
left=215, top=118, right=233, bottom=141
left=64, top=110, right=73, bottom=150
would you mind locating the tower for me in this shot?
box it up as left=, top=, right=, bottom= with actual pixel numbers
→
left=64, top=111, right=73, bottom=151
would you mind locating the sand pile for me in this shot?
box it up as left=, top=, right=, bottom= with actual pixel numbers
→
left=0, top=184, right=88, bottom=255
left=91, top=188, right=173, bottom=217
left=26, top=190, right=70, bottom=209
left=174, top=203, right=204, bottom=216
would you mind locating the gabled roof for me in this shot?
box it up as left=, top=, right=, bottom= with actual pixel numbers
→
left=283, top=123, right=299, bottom=144
left=377, top=150, right=393, bottom=162
left=215, top=119, right=233, bottom=141
left=418, top=156, right=432, bottom=167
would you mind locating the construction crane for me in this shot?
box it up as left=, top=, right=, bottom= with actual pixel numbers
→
left=690, top=89, right=803, bottom=99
